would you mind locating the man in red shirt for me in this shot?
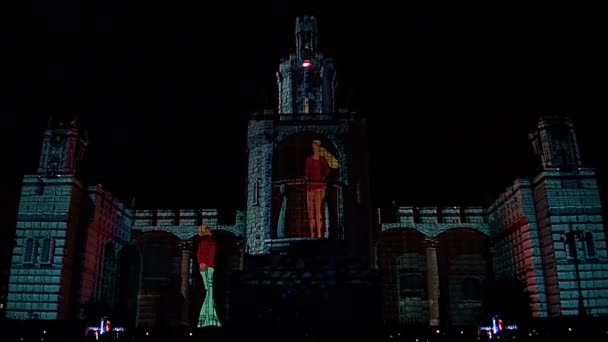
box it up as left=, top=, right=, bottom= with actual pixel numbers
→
left=304, top=140, right=330, bottom=238
left=196, top=225, right=221, bottom=327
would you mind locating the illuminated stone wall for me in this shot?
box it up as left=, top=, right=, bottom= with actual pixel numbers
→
left=6, top=120, right=133, bottom=321
left=132, top=208, right=244, bottom=327
left=380, top=206, right=490, bottom=236
left=532, top=168, right=608, bottom=316
left=488, top=115, right=608, bottom=318
left=245, top=114, right=275, bottom=254
left=6, top=175, right=86, bottom=320
left=132, top=208, right=244, bottom=240
left=488, top=179, right=548, bottom=318
left=378, top=212, right=491, bottom=327
left=490, top=169, right=608, bottom=318
left=79, top=185, right=132, bottom=317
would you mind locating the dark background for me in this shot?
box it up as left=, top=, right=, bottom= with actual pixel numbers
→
left=0, top=2, right=605, bottom=229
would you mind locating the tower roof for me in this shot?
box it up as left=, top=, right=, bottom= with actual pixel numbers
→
left=295, top=15, right=318, bottom=60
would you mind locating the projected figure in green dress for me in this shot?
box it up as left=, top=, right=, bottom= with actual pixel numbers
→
left=197, top=226, right=221, bottom=327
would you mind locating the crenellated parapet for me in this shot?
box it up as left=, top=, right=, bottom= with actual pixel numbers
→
left=133, top=208, right=245, bottom=240
left=380, top=206, right=490, bottom=237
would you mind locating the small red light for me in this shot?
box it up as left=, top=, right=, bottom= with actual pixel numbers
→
left=302, top=60, right=311, bottom=68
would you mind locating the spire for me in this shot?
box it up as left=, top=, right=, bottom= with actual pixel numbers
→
left=296, top=15, right=318, bottom=60
left=276, top=16, right=337, bottom=115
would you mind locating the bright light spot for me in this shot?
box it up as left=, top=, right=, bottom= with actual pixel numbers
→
left=189, top=332, right=193, bottom=336
left=461, top=330, right=464, bottom=334
left=568, top=327, right=572, bottom=331
left=43, top=331, right=46, bottom=334
left=302, top=60, right=312, bottom=68
left=146, top=332, right=149, bottom=336
left=436, top=329, right=440, bottom=334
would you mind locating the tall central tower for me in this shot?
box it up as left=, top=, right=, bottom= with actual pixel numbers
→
left=238, top=18, right=380, bottom=333
left=276, top=16, right=337, bottom=114
left=245, top=16, right=372, bottom=257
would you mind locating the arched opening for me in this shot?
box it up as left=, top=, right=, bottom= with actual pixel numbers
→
left=436, top=228, right=490, bottom=327
left=114, top=244, right=142, bottom=329
left=271, top=132, right=341, bottom=240
left=133, top=231, right=182, bottom=329
left=191, top=230, right=243, bottom=327
left=377, top=228, right=428, bottom=327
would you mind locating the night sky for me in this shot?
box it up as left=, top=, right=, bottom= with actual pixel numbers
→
left=1, top=3, right=606, bottom=230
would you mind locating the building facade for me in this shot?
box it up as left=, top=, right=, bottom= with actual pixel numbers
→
left=377, top=115, right=608, bottom=327
left=4, top=16, right=608, bottom=330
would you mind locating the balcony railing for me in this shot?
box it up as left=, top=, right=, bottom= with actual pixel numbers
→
left=270, top=179, right=344, bottom=243
left=250, top=111, right=363, bottom=123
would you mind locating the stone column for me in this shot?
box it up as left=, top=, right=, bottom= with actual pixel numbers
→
left=425, top=238, right=440, bottom=326
left=178, top=240, right=193, bottom=325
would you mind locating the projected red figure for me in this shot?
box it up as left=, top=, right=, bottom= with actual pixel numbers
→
left=304, top=140, right=331, bottom=238
left=197, top=226, right=221, bottom=327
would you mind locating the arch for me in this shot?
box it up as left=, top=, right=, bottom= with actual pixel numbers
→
left=380, top=223, right=490, bottom=238
left=436, top=225, right=490, bottom=237
left=274, top=127, right=346, bottom=164
left=435, top=227, right=490, bottom=255
left=133, top=231, right=183, bottom=328
left=435, top=228, right=490, bottom=327
left=114, top=243, right=143, bottom=328
left=272, top=131, right=341, bottom=182
left=191, top=230, right=244, bottom=326
left=132, top=225, right=244, bottom=240
left=378, top=227, right=429, bottom=253
left=270, top=131, right=344, bottom=240
left=377, top=228, right=429, bottom=326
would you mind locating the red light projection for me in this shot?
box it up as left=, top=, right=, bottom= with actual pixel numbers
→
left=302, top=60, right=312, bottom=68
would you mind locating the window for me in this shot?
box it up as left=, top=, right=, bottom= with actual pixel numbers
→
left=585, top=232, right=596, bottom=257
left=22, top=237, right=37, bottom=265
left=39, top=237, right=55, bottom=265
left=253, top=179, right=260, bottom=206
left=563, top=232, right=577, bottom=259
left=399, top=268, right=426, bottom=299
